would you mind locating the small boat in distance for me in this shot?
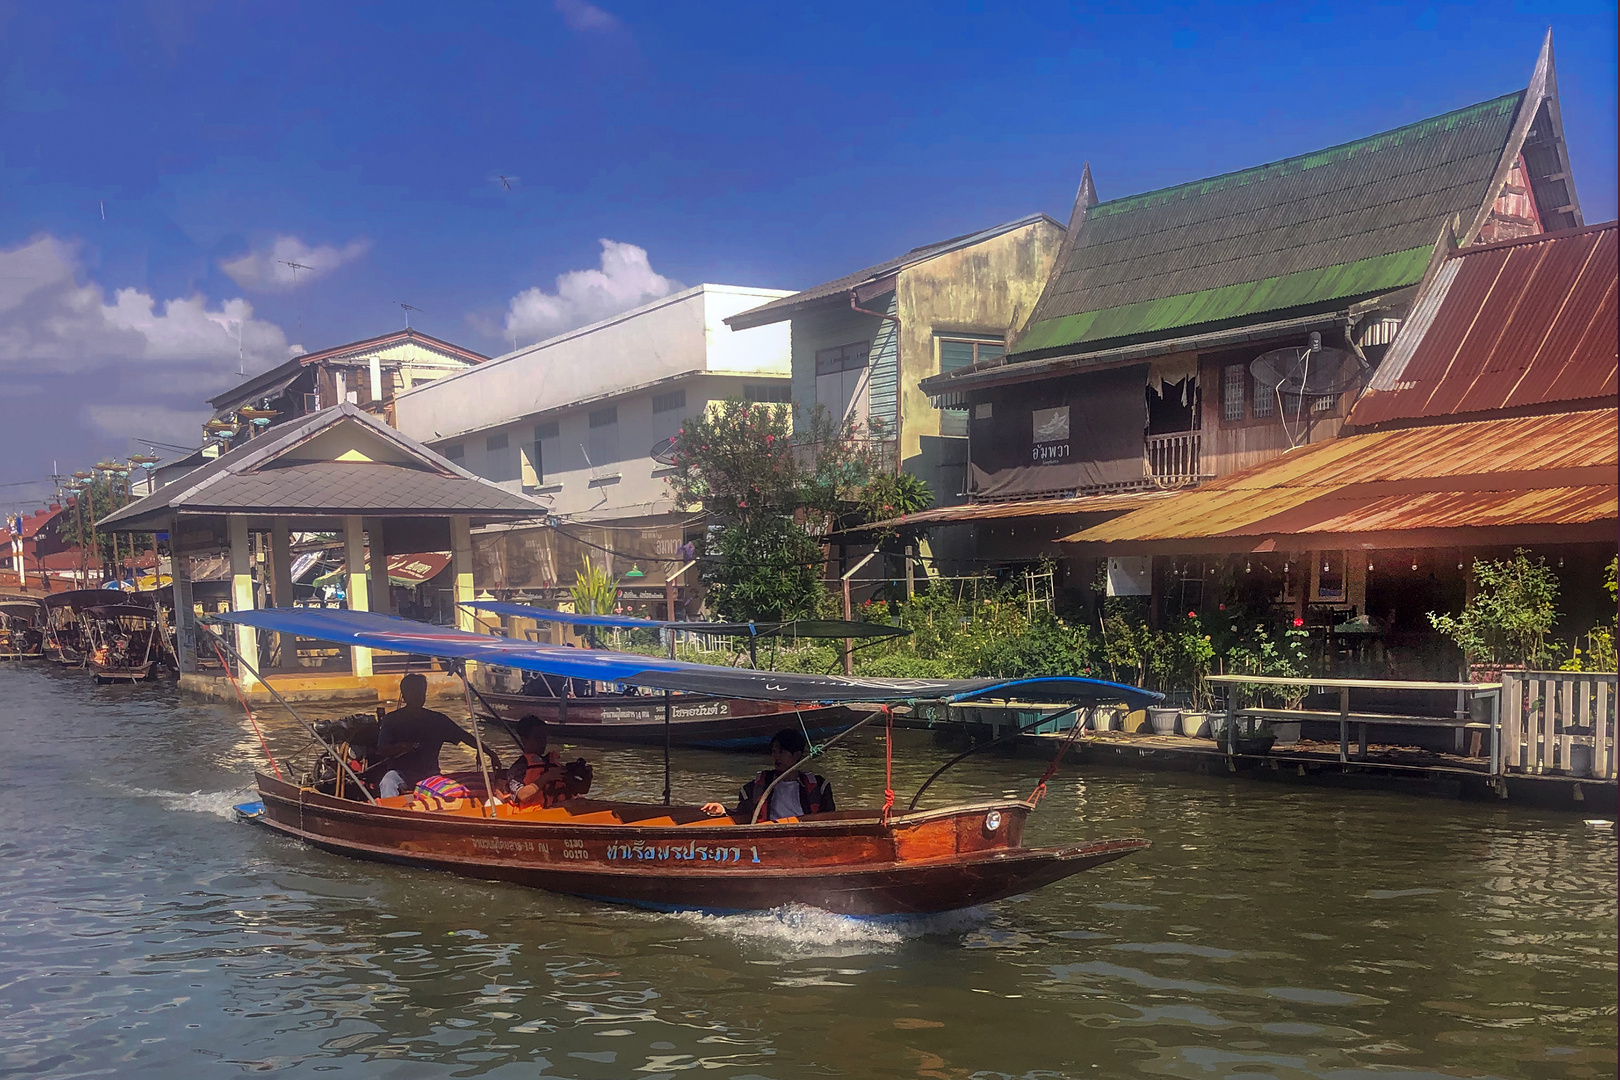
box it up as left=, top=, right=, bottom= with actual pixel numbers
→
left=214, top=607, right=1159, bottom=916
left=0, top=595, right=45, bottom=660
left=465, top=603, right=907, bottom=749
left=84, top=604, right=166, bottom=682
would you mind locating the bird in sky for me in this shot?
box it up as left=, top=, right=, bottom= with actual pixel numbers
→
left=491, top=173, right=518, bottom=191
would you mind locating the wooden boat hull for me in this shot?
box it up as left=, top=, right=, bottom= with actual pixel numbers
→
left=479, top=692, right=869, bottom=750
left=248, top=773, right=1148, bottom=915
left=91, top=661, right=157, bottom=682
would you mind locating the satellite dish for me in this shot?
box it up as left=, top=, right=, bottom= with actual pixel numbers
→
left=649, top=436, right=678, bottom=466
left=1250, top=337, right=1366, bottom=396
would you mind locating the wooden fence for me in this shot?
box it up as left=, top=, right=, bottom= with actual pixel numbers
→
left=1501, top=671, right=1617, bottom=780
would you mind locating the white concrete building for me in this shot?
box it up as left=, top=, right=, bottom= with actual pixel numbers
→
left=395, top=284, right=791, bottom=520
left=392, top=285, right=792, bottom=610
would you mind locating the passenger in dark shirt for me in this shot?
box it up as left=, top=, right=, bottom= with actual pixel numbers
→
left=375, top=673, right=499, bottom=797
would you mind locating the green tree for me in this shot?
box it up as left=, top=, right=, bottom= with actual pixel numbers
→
left=1429, top=549, right=1560, bottom=668
left=667, top=399, right=882, bottom=622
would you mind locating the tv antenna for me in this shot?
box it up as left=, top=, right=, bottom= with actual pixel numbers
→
left=279, top=259, right=314, bottom=341
left=395, top=301, right=423, bottom=329
left=1250, top=332, right=1366, bottom=446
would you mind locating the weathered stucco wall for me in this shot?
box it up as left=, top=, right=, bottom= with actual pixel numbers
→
left=894, top=218, right=1066, bottom=498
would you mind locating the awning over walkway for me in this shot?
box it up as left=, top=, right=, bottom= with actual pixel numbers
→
left=1062, top=409, right=1616, bottom=552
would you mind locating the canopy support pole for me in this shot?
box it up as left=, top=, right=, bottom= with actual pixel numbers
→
left=662, top=690, right=672, bottom=806
left=908, top=702, right=1086, bottom=811
left=455, top=661, right=497, bottom=817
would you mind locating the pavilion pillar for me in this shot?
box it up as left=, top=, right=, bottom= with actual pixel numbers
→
left=268, top=518, right=295, bottom=668
left=366, top=518, right=393, bottom=616
left=227, top=514, right=259, bottom=690
left=170, top=515, right=198, bottom=675
left=451, top=515, right=475, bottom=634
left=344, top=515, right=372, bottom=678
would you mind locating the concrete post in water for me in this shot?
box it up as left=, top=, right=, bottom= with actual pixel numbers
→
left=227, top=514, right=259, bottom=690
left=268, top=518, right=295, bottom=668
left=365, top=517, right=392, bottom=615
left=170, top=515, right=197, bottom=674
left=343, top=516, right=372, bottom=678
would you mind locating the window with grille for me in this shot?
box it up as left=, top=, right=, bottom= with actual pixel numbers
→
left=587, top=407, right=618, bottom=467
left=815, top=341, right=871, bottom=425
left=743, top=384, right=790, bottom=403
left=1222, top=365, right=1245, bottom=421
left=445, top=444, right=464, bottom=460
left=589, top=407, right=618, bottom=428
left=535, top=420, right=559, bottom=440
left=652, top=389, right=686, bottom=414
left=1251, top=377, right=1275, bottom=417
left=486, top=432, right=508, bottom=452
left=1311, top=393, right=1338, bottom=413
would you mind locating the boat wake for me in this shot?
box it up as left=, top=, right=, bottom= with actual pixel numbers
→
left=670, top=902, right=990, bottom=956
left=127, top=787, right=253, bottom=819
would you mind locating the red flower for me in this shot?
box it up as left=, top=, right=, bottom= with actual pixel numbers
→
left=1187, top=610, right=1196, bottom=618
left=1292, top=617, right=1304, bottom=627
left=765, top=434, right=774, bottom=443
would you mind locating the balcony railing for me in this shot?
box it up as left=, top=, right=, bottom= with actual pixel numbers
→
left=1145, top=431, right=1202, bottom=485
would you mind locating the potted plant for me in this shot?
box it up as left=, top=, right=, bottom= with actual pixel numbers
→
left=1428, top=549, right=1560, bottom=679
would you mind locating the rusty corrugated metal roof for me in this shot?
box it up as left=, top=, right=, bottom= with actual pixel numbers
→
left=1063, top=409, right=1616, bottom=546
left=857, top=490, right=1175, bottom=531
left=1350, top=223, right=1618, bottom=427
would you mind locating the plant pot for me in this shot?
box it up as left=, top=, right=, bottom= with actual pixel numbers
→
left=1269, top=721, right=1302, bottom=745
left=1147, top=707, right=1181, bottom=736
left=1179, top=711, right=1210, bottom=738
left=1233, top=734, right=1276, bottom=756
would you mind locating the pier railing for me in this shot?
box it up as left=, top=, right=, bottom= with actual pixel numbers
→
left=1501, top=671, right=1617, bottom=780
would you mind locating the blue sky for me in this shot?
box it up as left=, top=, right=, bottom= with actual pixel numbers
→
left=1, top=0, right=1615, bottom=505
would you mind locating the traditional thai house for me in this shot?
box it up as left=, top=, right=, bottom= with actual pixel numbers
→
left=904, top=34, right=1583, bottom=595
left=1063, top=221, right=1617, bottom=679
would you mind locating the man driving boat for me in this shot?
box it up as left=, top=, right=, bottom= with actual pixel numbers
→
left=702, top=729, right=834, bottom=822
left=374, top=673, right=499, bottom=797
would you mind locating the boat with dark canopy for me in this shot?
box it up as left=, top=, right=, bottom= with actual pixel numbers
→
left=84, top=604, right=167, bottom=682
left=216, top=607, right=1157, bottom=916
left=464, top=602, right=909, bottom=749
left=0, top=595, right=45, bottom=660
left=42, top=590, right=154, bottom=666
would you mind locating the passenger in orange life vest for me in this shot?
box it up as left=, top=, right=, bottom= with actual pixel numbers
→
left=701, top=729, right=834, bottom=822
left=505, top=717, right=594, bottom=807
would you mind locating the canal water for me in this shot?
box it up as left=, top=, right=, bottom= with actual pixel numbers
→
left=1, top=664, right=1614, bottom=1079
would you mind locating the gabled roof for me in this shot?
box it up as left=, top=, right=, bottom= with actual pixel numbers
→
left=207, top=328, right=488, bottom=411
left=724, top=214, right=1062, bottom=330
left=99, top=404, right=546, bottom=531
left=1004, top=34, right=1581, bottom=370
left=1348, top=223, right=1617, bottom=429
left=1061, top=409, right=1615, bottom=551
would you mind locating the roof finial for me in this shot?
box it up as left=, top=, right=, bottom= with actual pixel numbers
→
left=1076, top=162, right=1098, bottom=212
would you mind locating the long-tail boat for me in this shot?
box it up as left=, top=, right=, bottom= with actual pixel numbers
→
left=463, top=603, right=906, bottom=749
left=213, top=608, right=1157, bottom=916
left=0, top=595, right=45, bottom=659
left=84, top=604, right=165, bottom=682
left=43, top=589, right=152, bottom=665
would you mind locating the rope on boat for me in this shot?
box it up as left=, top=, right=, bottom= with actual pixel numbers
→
left=1028, top=706, right=1090, bottom=807
left=211, top=638, right=284, bottom=780
left=880, top=705, right=895, bottom=825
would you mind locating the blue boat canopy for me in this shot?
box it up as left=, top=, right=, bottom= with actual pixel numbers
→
left=211, top=608, right=1159, bottom=707
left=464, top=601, right=907, bottom=639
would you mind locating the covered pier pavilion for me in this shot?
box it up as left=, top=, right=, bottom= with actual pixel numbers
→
left=99, top=404, right=547, bottom=702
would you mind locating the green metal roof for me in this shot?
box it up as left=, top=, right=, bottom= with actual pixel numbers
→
left=1017, top=245, right=1434, bottom=353
left=1015, top=91, right=1525, bottom=360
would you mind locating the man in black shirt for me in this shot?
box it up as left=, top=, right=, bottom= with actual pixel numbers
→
left=374, top=673, right=498, bottom=797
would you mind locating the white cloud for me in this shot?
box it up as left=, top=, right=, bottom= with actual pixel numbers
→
left=218, top=234, right=370, bottom=292
left=81, top=402, right=212, bottom=446
left=554, top=0, right=619, bottom=32
left=0, top=233, right=294, bottom=379
left=494, top=239, right=679, bottom=345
